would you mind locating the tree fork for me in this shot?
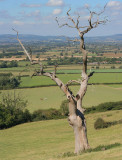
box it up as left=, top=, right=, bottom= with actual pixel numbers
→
left=14, top=4, right=107, bottom=155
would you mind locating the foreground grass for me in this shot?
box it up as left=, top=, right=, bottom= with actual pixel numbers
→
left=1, top=85, right=122, bottom=112
left=0, top=110, right=122, bottom=160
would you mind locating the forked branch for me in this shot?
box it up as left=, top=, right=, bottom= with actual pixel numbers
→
left=13, top=29, right=76, bottom=105
left=56, top=5, right=108, bottom=36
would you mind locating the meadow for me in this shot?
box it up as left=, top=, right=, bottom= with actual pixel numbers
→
left=0, top=63, right=122, bottom=76
left=1, top=85, right=122, bottom=112
left=19, top=73, right=122, bottom=88
left=0, top=110, right=122, bottom=160
left=0, top=62, right=122, bottom=160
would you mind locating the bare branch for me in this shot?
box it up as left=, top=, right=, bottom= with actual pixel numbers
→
left=13, top=29, right=76, bottom=102
left=76, top=14, right=80, bottom=27
left=97, top=3, right=107, bottom=16
left=79, top=4, right=108, bottom=35
left=13, top=29, right=32, bottom=62
left=66, top=80, right=81, bottom=86
left=67, top=8, right=81, bottom=34
left=55, top=17, right=75, bottom=28
left=12, top=28, right=19, bottom=39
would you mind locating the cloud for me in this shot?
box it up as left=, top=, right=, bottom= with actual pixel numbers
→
left=21, top=3, right=41, bottom=8
left=107, top=1, right=122, bottom=18
left=53, top=9, right=62, bottom=15
left=20, top=10, right=41, bottom=20
left=27, top=10, right=41, bottom=17
left=13, top=20, right=24, bottom=25
left=107, top=1, right=122, bottom=10
left=47, top=0, right=64, bottom=6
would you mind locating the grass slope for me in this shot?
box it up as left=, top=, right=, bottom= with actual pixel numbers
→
left=0, top=110, right=122, bottom=160
left=1, top=85, right=122, bottom=112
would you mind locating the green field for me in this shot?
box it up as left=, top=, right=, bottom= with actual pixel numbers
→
left=19, top=73, right=122, bottom=88
left=55, top=68, right=122, bottom=74
left=1, top=85, right=122, bottom=112
left=107, top=84, right=122, bottom=88
left=0, top=110, right=122, bottom=160
left=0, top=63, right=122, bottom=76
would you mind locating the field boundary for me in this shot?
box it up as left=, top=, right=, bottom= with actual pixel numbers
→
left=17, top=83, right=122, bottom=89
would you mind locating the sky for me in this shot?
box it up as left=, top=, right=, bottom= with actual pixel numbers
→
left=0, top=0, right=122, bottom=36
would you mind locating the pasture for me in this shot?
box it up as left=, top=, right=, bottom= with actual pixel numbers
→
left=19, top=73, right=122, bottom=88
left=1, top=85, right=122, bottom=112
left=0, top=63, right=122, bottom=76
left=0, top=110, right=122, bottom=160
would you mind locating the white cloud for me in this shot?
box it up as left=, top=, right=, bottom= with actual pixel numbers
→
left=53, top=9, right=62, bottom=15
left=107, top=1, right=122, bottom=10
left=21, top=3, right=41, bottom=8
left=20, top=10, right=41, bottom=20
left=107, top=1, right=120, bottom=7
left=13, top=20, right=24, bottom=25
left=47, top=0, right=64, bottom=6
left=27, top=10, right=40, bottom=17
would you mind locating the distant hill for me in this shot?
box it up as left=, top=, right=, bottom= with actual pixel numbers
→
left=0, top=34, right=122, bottom=44
left=85, top=34, right=122, bottom=42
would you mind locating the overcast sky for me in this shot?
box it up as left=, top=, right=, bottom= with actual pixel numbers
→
left=0, top=0, right=122, bottom=36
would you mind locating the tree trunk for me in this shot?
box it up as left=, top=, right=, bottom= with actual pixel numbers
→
left=68, top=98, right=90, bottom=154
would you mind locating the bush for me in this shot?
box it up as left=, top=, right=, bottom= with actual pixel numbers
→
left=60, top=100, right=69, bottom=116
left=94, top=118, right=108, bottom=129
left=32, top=108, right=62, bottom=121
left=111, top=65, right=116, bottom=69
left=119, top=66, right=122, bottom=69
left=94, top=117, right=122, bottom=130
left=0, top=73, right=20, bottom=89
left=0, top=92, right=31, bottom=129
left=85, top=101, right=122, bottom=114
left=0, top=61, right=18, bottom=68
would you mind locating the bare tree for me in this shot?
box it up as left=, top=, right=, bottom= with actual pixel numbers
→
left=13, top=6, right=107, bottom=154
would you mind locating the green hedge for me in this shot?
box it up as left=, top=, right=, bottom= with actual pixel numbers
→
left=85, top=101, right=122, bottom=114
left=94, top=117, right=122, bottom=129
left=0, top=100, right=122, bottom=130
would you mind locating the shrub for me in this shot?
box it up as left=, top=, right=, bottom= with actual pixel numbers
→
left=111, top=65, right=115, bottom=69
left=85, top=101, right=122, bottom=114
left=0, top=73, right=20, bottom=89
left=0, top=92, right=31, bottom=129
left=94, top=118, right=122, bottom=130
left=60, top=100, right=69, bottom=116
left=119, top=66, right=122, bottom=69
left=32, top=108, right=62, bottom=121
left=94, top=118, right=108, bottom=129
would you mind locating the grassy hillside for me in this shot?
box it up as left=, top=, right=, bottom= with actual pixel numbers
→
left=0, top=110, right=122, bottom=160
left=1, top=85, right=122, bottom=112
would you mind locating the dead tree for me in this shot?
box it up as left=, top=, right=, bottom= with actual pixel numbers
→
left=13, top=6, right=107, bottom=154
